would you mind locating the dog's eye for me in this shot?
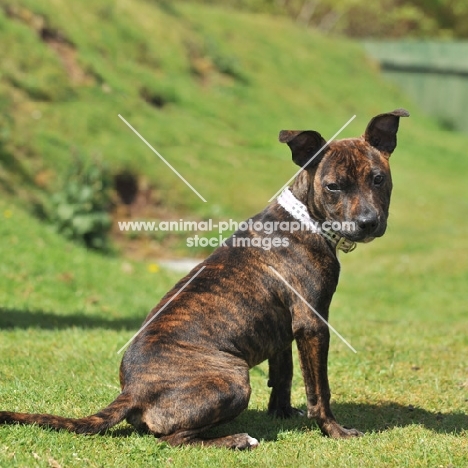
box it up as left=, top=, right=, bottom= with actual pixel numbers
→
left=373, top=175, right=384, bottom=186
left=326, top=183, right=340, bottom=192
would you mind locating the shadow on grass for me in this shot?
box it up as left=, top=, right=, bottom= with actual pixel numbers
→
left=0, top=307, right=143, bottom=330
left=189, top=402, right=468, bottom=443
left=333, top=401, right=468, bottom=435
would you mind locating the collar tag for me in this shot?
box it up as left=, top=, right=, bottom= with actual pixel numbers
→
left=336, top=236, right=357, bottom=253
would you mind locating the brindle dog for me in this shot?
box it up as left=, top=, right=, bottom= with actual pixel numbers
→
left=0, top=109, right=409, bottom=449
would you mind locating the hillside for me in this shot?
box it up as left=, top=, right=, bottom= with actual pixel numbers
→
left=0, top=0, right=416, bottom=218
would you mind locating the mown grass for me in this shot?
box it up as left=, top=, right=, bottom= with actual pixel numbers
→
left=1, top=189, right=467, bottom=466
left=1, top=0, right=467, bottom=467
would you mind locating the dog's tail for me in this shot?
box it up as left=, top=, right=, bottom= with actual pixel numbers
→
left=0, top=392, right=132, bottom=434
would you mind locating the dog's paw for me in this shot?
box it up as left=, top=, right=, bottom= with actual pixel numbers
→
left=246, top=435, right=260, bottom=448
left=268, top=406, right=305, bottom=419
left=227, top=433, right=259, bottom=450
left=322, top=423, right=363, bottom=439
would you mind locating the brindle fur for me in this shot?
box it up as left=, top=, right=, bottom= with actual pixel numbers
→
left=0, top=109, right=409, bottom=449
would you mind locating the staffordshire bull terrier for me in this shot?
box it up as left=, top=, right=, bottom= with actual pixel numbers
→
left=0, top=109, right=409, bottom=449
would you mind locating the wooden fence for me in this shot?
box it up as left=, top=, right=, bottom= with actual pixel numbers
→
left=363, top=41, right=468, bottom=132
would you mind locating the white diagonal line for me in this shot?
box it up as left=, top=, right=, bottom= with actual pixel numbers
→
left=269, top=266, right=357, bottom=353
left=268, top=115, right=356, bottom=202
left=117, top=265, right=206, bottom=354
left=118, top=114, right=207, bottom=202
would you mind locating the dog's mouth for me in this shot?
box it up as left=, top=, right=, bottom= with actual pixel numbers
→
left=329, top=220, right=386, bottom=244
left=339, top=226, right=386, bottom=243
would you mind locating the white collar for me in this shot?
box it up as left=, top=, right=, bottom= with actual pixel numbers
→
left=277, top=188, right=356, bottom=254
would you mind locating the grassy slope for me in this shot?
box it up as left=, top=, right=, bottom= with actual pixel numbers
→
left=1, top=0, right=416, bottom=217
left=0, top=1, right=467, bottom=467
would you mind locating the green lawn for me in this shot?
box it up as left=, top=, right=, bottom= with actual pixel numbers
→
left=1, top=0, right=467, bottom=467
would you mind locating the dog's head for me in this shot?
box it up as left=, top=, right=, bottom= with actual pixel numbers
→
left=280, top=109, right=409, bottom=243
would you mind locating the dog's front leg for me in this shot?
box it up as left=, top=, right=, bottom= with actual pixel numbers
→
left=295, top=321, right=362, bottom=438
left=267, top=346, right=303, bottom=418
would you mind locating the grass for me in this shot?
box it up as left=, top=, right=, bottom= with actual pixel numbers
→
left=1, top=0, right=468, bottom=467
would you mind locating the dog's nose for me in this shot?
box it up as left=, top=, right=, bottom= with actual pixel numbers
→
left=356, top=215, right=378, bottom=234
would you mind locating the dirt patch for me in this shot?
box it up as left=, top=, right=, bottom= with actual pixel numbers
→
left=43, top=34, right=95, bottom=86
left=3, top=4, right=96, bottom=85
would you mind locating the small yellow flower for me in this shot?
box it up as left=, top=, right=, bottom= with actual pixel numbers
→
left=147, top=263, right=160, bottom=273
left=3, top=209, right=12, bottom=218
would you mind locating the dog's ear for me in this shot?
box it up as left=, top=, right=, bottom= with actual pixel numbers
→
left=279, top=130, right=327, bottom=168
left=364, top=108, right=410, bottom=155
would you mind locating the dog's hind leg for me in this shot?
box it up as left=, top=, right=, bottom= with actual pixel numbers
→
left=160, top=429, right=259, bottom=450
left=139, top=367, right=257, bottom=449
